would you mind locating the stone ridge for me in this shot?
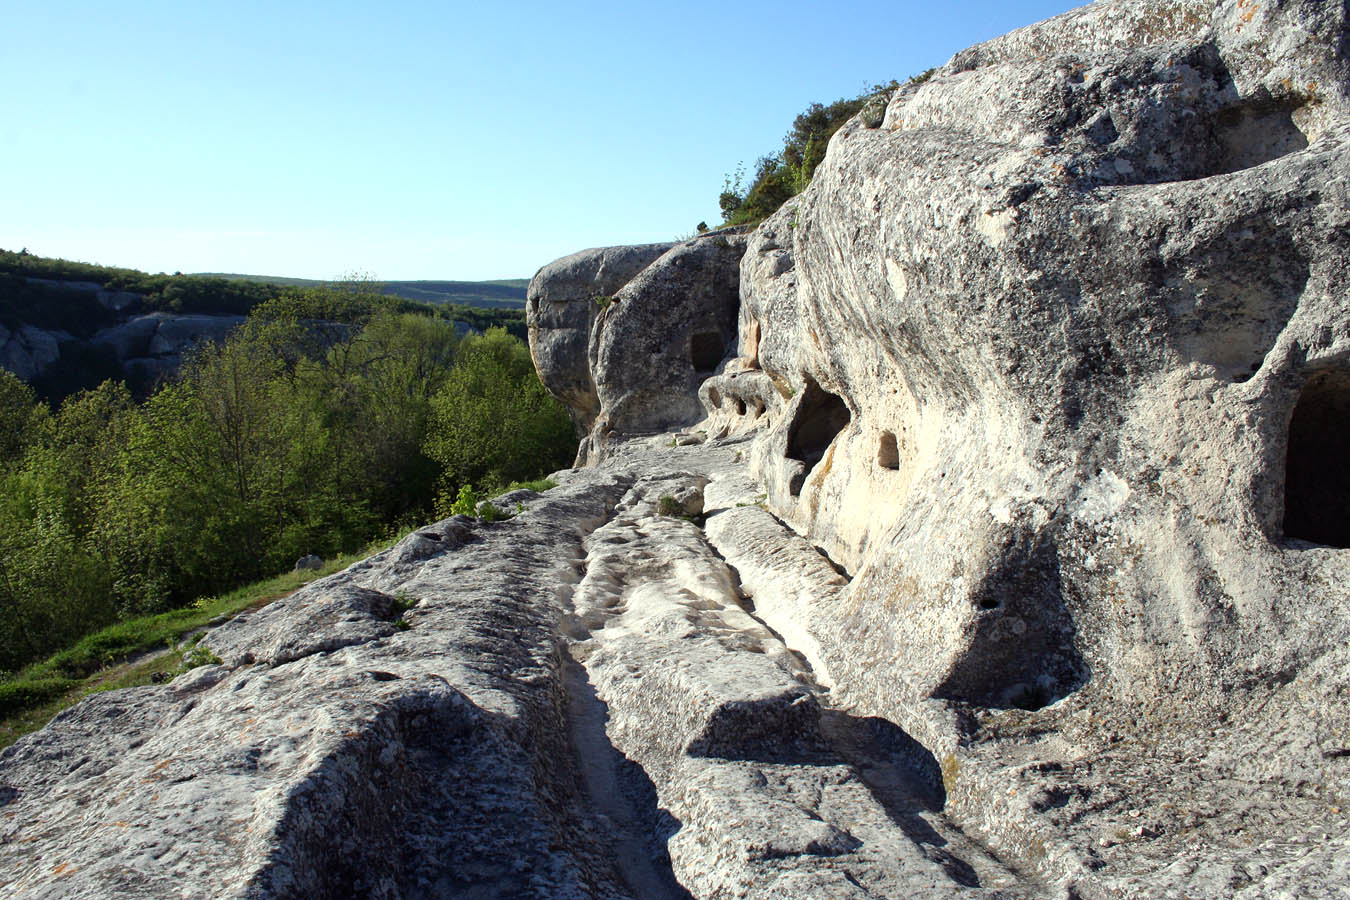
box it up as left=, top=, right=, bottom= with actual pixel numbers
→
left=528, top=233, right=748, bottom=464
left=5, top=0, right=1350, bottom=897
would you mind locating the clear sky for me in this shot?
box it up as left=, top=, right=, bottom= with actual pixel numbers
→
left=3, top=0, right=1083, bottom=281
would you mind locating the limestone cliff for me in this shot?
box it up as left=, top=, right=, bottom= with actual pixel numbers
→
left=3, top=1, right=1349, bottom=898
left=0, top=278, right=248, bottom=388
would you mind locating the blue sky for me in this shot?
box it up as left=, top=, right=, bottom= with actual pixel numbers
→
left=2, top=0, right=1082, bottom=281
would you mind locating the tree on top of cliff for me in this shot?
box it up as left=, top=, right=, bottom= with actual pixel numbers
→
left=719, top=81, right=900, bottom=227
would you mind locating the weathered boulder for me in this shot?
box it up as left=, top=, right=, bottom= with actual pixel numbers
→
left=293, top=553, right=323, bottom=571
left=527, top=242, right=674, bottom=436
left=705, top=0, right=1350, bottom=719
left=584, top=234, right=748, bottom=460
left=529, top=233, right=748, bottom=464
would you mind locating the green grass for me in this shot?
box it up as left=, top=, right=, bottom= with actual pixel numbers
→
left=0, top=536, right=401, bottom=751
left=500, top=478, right=557, bottom=494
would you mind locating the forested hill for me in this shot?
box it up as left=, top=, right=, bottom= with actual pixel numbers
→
left=197, top=273, right=528, bottom=309
left=0, top=273, right=576, bottom=683
left=0, top=248, right=527, bottom=400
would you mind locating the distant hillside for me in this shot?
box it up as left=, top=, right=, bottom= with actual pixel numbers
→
left=0, top=248, right=527, bottom=401
left=198, top=274, right=528, bottom=309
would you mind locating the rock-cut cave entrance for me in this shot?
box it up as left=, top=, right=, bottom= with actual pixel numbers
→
left=786, top=376, right=851, bottom=496
left=690, top=331, right=727, bottom=374
left=1284, top=369, right=1350, bottom=548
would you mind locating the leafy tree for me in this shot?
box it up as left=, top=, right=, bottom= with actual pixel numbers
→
left=425, top=328, right=574, bottom=503
left=342, top=312, right=461, bottom=519
left=0, top=381, right=130, bottom=668
left=719, top=81, right=900, bottom=226
left=0, top=371, right=49, bottom=468
left=0, top=300, right=562, bottom=673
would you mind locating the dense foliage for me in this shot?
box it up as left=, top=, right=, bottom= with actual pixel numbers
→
left=0, top=301, right=575, bottom=674
left=718, top=80, right=904, bottom=226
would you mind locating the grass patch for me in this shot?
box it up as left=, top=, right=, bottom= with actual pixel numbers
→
left=0, top=537, right=399, bottom=751
left=501, top=477, right=557, bottom=494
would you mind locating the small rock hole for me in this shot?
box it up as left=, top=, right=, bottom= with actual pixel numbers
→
left=979, top=597, right=1000, bottom=610
left=690, top=331, right=726, bottom=374
left=877, top=431, right=900, bottom=470
left=786, top=376, right=851, bottom=497
left=734, top=398, right=746, bottom=416
left=1006, top=682, right=1052, bottom=711
left=1086, top=111, right=1117, bottom=145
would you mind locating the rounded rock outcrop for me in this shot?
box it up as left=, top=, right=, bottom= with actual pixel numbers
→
left=529, top=232, right=748, bottom=464
left=714, top=0, right=1350, bottom=740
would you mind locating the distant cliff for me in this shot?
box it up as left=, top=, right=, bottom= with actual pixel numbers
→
left=0, top=252, right=527, bottom=398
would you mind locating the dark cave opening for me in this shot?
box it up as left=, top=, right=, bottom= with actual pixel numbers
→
left=1214, top=99, right=1309, bottom=175
left=690, top=331, right=727, bottom=374
left=1284, top=370, right=1350, bottom=548
left=786, top=376, right=850, bottom=496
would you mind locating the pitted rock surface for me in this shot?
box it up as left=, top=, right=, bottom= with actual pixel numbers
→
left=7, top=2, right=1350, bottom=898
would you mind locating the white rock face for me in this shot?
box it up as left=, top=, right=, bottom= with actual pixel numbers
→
left=527, top=242, right=676, bottom=437
left=529, top=232, right=748, bottom=463
left=6, top=1, right=1350, bottom=898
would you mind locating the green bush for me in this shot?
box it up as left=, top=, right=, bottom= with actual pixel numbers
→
left=425, top=328, right=576, bottom=498
left=0, top=676, right=77, bottom=717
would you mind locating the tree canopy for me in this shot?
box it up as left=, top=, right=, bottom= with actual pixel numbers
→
left=0, top=304, right=574, bottom=674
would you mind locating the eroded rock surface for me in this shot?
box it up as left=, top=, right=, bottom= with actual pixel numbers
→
left=1, top=441, right=1028, bottom=899
left=7, top=1, right=1350, bottom=898
left=555, top=0, right=1350, bottom=895
left=0, top=324, right=72, bottom=381
left=529, top=232, right=748, bottom=464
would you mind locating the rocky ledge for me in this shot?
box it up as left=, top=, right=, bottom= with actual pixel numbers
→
left=5, top=0, right=1350, bottom=897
